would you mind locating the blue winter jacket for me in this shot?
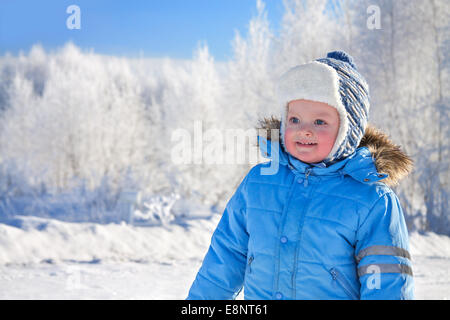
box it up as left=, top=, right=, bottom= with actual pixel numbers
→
left=187, top=125, right=414, bottom=300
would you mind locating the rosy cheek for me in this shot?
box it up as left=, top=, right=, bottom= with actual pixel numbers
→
left=284, top=128, right=293, bottom=140
left=316, top=128, right=335, bottom=141
left=284, top=129, right=296, bottom=149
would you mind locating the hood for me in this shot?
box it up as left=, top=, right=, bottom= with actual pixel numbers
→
left=256, top=117, right=413, bottom=187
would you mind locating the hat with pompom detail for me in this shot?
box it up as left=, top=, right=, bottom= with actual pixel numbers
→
left=326, top=51, right=356, bottom=68
left=277, top=50, right=370, bottom=165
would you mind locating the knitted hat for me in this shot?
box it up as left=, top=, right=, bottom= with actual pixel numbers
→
left=277, top=51, right=370, bottom=165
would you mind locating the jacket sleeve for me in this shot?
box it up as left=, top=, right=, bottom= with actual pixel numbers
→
left=186, top=174, right=249, bottom=300
left=355, top=191, right=414, bottom=299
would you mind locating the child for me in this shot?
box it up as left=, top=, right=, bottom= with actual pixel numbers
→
left=187, top=51, right=414, bottom=300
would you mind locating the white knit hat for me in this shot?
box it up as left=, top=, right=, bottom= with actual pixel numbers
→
left=277, top=51, right=370, bottom=165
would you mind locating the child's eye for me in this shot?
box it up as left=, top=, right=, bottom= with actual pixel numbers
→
left=315, top=119, right=326, bottom=125
left=289, top=117, right=299, bottom=124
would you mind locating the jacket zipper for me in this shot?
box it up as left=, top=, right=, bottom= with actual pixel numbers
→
left=304, top=168, right=312, bottom=187
left=291, top=182, right=316, bottom=298
left=330, top=267, right=359, bottom=300
left=247, top=255, right=254, bottom=273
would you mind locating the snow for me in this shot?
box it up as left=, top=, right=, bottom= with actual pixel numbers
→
left=0, top=260, right=200, bottom=299
left=408, top=232, right=450, bottom=299
left=0, top=208, right=449, bottom=300
left=0, top=210, right=218, bottom=300
left=0, top=213, right=219, bottom=266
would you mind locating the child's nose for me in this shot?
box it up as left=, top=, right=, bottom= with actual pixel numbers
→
left=298, top=124, right=313, bottom=136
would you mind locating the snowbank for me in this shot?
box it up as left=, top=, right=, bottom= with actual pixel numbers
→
left=410, top=231, right=450, bottom=257
left=0, top=214, right=219, bottom=265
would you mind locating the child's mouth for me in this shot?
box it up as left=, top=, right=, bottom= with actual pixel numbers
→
left=296, top=142, right=317, bottom=148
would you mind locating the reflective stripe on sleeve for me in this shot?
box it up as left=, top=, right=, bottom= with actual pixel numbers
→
left=357, top=263, right=413, bottom=277
left=355, top=245, right=411, bottom=264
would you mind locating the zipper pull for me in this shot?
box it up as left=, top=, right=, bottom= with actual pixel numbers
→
left=247, top=255, right=254, bottom=273
left=330, top=268, right=337, bottom=280
left=304, top=168, right=312, bottom=187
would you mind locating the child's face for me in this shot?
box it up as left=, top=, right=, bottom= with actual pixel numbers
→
left=285, top=99, right=340, bottom=164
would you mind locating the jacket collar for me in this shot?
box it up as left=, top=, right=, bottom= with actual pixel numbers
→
left=258, top=135, right=388, bottom=184
left=256, top=119, right=412, bottom=187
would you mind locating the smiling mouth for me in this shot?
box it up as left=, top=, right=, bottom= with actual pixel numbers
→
left=296, top=142, right=317, bottom=146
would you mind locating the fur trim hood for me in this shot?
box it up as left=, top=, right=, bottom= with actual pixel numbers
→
left=256, top=117, right=413, bottom=187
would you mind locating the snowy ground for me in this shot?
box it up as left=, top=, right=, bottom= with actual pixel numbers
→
left=0, top=214, right=449, bottom=299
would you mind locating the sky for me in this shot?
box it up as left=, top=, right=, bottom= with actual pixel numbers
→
left=0, top=0, right=285, bottom=61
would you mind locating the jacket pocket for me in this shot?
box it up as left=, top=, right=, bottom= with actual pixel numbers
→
left=329, top=267, right=359, bottom=300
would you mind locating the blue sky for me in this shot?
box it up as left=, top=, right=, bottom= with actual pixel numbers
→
left=0, top=0, right=285, bottom=61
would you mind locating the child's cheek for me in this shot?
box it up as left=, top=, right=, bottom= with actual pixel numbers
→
left=284, top=127, right=293, bottom=141
left=316, top=127, right=336, bottom=148
left=284, top=128, right=296, bottom=151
